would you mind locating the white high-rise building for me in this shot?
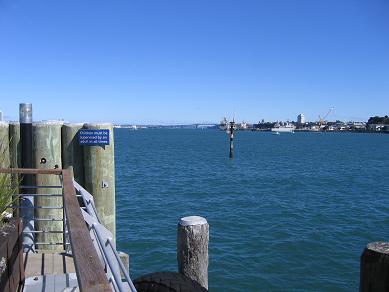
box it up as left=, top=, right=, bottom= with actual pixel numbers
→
left=0, top=110, right=3, bottom=121
left=297, top=113, right=305, bottom=124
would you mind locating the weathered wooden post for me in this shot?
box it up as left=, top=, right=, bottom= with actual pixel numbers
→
left=0, top=121, right=10, bottom=167
left=360, top=242, right=389, bottom=291
left=61, top=123, right=85, bottom=186
left=9, top=122, right=21, bottom=217
left=0, top=122, right=11, bottom=218
left=33, top=121, right=63, bottom=251
left=9, top=122, right=21, bottom=168
left=177, top=216, right=209, bottom=290
left=19, top=103, right=35, bottom=251
left=83, top=123, right=116, bottom=238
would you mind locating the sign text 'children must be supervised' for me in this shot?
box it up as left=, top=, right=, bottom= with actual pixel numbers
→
left=78, top=129, right=110, bottom=146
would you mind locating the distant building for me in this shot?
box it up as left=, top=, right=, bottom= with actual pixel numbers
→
left=368, top=124, right=386, bottom=131
left=297, top=113, right=305, bottom=124
left=347, top=121, right=366, bottom=130
left=0, top=110, right=3, bottom=121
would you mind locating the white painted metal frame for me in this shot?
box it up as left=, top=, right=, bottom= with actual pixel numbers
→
left=73, top=180, right=137, bottom=292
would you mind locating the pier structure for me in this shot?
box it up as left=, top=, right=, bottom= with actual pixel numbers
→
left=4, top=110, right=117, bottom=241
left=19, top=103, right=35, bottom=251
left=0, top=121, right=9, bottom=167
left=83, top=123, right=116, bottom=238
left=33, top=121, right=64, bottom=251
left=0, top=167, right=136, bottom=291
left=9, top=121, right=21, bottom=217
left=0, top=103, right=210, bottom=291
left=62, top=123, right=85, bottom=186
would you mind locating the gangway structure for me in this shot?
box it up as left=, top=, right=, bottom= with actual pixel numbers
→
left=0, top=167, right=137, bottom=292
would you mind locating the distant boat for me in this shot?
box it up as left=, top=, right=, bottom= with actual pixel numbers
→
left=129, top=125, right=138, bottom=130
left=272, top=131, right=280, bottom=135
left=219, top=117, right=228, bottom=131
left=271, top=122, right=295, bottom=133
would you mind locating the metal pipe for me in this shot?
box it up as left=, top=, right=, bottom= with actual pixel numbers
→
left=92, top=224, right=125, bottom=292
left=34, top=242, right=70, bottom=245
left=107, top=238, right=137, bottom=292
left=20, top=103, right=34, bottom=251
left=18, top=185, right=63, bottom=189
left=23, top=230, right=67, bottom=233
left=31, top=218, right=64, bottom=221
left=14, top=193, right=63, bottom=197
left=9, top=205, right=63, bottom=209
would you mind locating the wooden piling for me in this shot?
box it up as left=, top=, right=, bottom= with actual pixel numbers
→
left=9, top=122, right=21, bottom=169
left=9, top=122, right=21, bottom=216
left=83, top=123, right=116, bottom=238
left=360, top=242, right=389, bottom=292
left=61, top=123, right=85, bottom=186
left=177, top=216, right=209, bottom=290
left=33, top=121, right=63, bottom=251
left=0, top=122, right=10, bottom=167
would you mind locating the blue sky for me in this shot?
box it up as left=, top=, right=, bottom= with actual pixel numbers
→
left=0, top=0, right=388, bottom=124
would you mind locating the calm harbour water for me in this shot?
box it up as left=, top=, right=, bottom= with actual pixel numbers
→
left=115, top=129, right=389, bottom=291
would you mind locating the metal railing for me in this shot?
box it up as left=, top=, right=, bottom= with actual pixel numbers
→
left=0, top=167, right=136, bottom=292
left=74, top=180, right=137, bottom=292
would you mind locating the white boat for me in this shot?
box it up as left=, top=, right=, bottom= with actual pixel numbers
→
left=271, top=122, right=296, bottom=133
left=272, top=131, right=280, bottom=135
left=219, top=117, right=228, bottom=131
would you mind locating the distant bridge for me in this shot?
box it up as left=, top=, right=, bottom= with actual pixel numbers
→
left=194, top=124, right=218, bottom=129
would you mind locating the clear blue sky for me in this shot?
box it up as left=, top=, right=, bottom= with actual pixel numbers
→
left=0, top=0, right=388, bottom=124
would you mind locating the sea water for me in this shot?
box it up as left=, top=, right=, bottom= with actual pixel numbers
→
left=115, top=129, right=389, bottom=291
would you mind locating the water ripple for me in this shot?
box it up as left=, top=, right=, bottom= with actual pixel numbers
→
left=114, top=130, right=389, bottom=291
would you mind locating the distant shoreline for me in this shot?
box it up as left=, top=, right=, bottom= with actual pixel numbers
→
left=114, top=125, right=389, bottom=134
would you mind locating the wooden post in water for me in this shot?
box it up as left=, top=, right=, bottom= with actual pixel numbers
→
left=177, top=216, right=209, bottom=290
left=61, top=123, right=85, bottom=186
left=360, top=242, right=389, bottom=291
left=83, top=123, right=116, bottom=238
left=33, top=121, right=63, bottom=251
left=229, top=120, right=235, bottom=159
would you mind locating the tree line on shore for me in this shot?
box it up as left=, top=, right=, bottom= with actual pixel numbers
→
left=367, top=116, right=389, bottom=125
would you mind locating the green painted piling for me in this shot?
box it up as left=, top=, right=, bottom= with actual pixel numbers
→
left=61, top=123, right=85, bottom=186
left=33, top=121, right=63, bottom=251
left=83, top=123, right=116, bottom=238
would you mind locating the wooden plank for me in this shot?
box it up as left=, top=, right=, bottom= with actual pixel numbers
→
left=0, top=218, right=22, bottom=292
left=62, top=168, right=111, bottom=292
left=0, top=168, right=62, bottom=175
left=8, top=219, right=21, bottom=291
left=23, top=253, right=75, bottom=277
left=18, top=219, right=25, bottom=286
left=0, top=229, right=9, bottom=292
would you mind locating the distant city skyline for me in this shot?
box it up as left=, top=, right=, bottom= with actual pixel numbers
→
left=1, top=0, right=389, bottom=124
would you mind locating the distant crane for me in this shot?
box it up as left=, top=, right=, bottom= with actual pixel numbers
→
left=318, top=107, right=334, bottom=127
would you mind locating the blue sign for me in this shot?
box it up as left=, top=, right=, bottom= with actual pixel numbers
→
left=78, top=129, right=110, bottom=146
